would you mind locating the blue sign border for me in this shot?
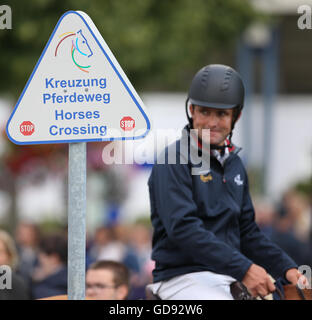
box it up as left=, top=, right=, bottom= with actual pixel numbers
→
left=6, top=11, right=151, bottom=145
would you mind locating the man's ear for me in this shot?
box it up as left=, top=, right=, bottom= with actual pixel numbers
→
left=116, top=284, right=128, bottom=300
left=189, top=104, right=195, bottom=116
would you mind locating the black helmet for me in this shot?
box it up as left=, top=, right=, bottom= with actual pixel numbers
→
left=188, top=64, right=244, bottom=109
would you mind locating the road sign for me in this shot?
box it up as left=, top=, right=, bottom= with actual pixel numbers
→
left=6, top=10, right=151, bottom=145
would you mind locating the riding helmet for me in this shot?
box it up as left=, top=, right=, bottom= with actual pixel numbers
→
left=188, top=64, right=245, bottom=110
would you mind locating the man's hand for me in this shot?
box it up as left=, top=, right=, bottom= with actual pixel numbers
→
left=242, top=264, right=276, bottom=298
left=286, top=268, right=309, bottom=288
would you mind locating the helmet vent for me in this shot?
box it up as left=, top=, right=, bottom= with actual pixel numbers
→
left=221, top=68, right=233, bottom=91
left=200, top=66, right=210, bottom=88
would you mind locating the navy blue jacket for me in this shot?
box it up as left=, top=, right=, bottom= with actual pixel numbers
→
left=148, top=127, right=297, bottom=283
left=31, top=267, right=67, bottom=299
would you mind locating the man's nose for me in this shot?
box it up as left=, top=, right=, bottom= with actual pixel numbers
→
left=206, top=113, right=218, bottom=128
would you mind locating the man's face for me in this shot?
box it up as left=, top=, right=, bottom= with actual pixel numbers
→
left=86, top=269, right=126, bottom=300
left=190, top=105, right=235, bottom=146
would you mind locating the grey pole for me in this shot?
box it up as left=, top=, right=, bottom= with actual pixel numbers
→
left=237, top=39, right=254, bottom=166
left=262, top=28, right=279, bottom=197
left=68, top=142, right=87, bottom=300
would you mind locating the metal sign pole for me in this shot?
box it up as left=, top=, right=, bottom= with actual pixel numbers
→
left=68, top=142, right=86, bottom=300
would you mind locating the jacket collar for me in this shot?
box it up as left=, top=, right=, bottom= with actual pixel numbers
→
left=184, top=124, right=242, bottom=157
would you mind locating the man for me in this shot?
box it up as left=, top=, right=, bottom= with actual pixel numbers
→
left=86, top=260, right=130, bottom=300
left=147, top=64, right=305, bottom=300
left=31, top=233, right=68, bottom=299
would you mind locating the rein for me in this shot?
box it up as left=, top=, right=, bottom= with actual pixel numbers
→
left=230, top=282, right=311, bottom=300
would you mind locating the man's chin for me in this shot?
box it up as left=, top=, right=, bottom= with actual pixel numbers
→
left=198, top=132, right=224, bottom=146
left=202, top=139, right=222, bottom=146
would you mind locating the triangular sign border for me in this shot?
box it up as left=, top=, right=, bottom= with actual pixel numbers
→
left=6, top=10, right=151, bottom=145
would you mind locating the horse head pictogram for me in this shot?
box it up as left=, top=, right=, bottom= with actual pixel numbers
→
left=55, top=29, right=93, bottom=73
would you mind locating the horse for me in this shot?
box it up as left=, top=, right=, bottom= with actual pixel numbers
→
left=55, top=29, right=93, bottom=73
left=281, top=284, right=312, bottom=300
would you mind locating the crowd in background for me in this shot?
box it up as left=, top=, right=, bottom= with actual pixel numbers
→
left=255, top=188, right=312, bottom=267
left=0, top=186, right=311, bottom=300
left=0, top=220, right=153, bottom=300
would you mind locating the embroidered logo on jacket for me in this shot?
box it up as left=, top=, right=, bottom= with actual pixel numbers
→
left=234, top=174, right=243, bottom=186
left=200, top=173, right=213, bottom=183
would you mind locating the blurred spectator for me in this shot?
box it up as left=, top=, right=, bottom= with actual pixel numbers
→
left=128, top=223, right=152, bottom=273
left=15, top=222, right=40, bottom=286
left=87, top=224, right=153, bottom=299
left=127, top=223, right=153, bottom=299
left=0, top=229, right=30, bottom=300
left=86, top=260, right=129, bottom=300
left=31, top=232, right=67, bottom=299
left=272, top=190, right=312, bottom=266
left=255, top=192, right=312, bottom=267
left=254, top=199, right=276, bottom=238
left=277, top=190, right=312, bottom=243
left=88, top=225, right=140, bottom=274
left=93, top=226, right=126, bottom=262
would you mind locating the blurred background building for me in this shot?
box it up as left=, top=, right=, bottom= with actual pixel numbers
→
left=0, top=0, right=311, bottom=298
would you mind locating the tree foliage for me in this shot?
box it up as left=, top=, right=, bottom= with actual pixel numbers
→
left=0, top=0, right=257, bottom=97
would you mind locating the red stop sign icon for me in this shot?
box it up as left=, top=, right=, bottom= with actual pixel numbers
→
left=120, top=116, right=135, bottom=131
left=20, top=121, right=35, bottom=136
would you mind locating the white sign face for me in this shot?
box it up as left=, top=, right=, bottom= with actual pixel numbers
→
left=6, top=11, right=151, bottom=145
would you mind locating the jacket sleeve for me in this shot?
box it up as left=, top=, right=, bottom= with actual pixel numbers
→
left=239, top=174, right=298, bottom=279
left=151, top=162, right=253, bottom=281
